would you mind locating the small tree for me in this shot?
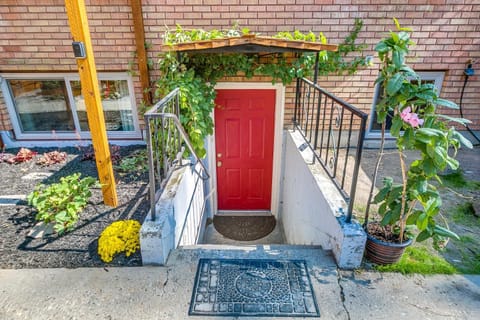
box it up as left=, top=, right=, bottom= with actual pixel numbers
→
left=365, top=19, right=472, bottom=244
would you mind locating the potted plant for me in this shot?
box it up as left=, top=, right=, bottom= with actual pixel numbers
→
left=363, top=19, right=472, bottom=264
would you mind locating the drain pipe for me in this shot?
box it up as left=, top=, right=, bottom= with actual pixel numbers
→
left=458, top=61, right=480, bottom=145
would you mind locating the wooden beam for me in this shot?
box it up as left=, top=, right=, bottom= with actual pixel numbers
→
left=130, top=0, right=151, bottom=105
left=65, top=0, right=118, bottom=207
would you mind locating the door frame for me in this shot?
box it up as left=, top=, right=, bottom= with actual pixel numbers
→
left=207, top=82, right=285, bottom=217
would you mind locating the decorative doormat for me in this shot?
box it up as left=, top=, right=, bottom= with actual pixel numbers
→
left=189, top=259, right=320, bottom=317
left=213, top=215, right=276, bottom=241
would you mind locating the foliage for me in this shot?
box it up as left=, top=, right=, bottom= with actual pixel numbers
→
left=114, top=149, right=148, bottom=177
left=1, top=148, right=37, bottom=164
left=81, top=144, right=121, bottom=163
left=97, top=220, right=141, bottom=263
left=439, top=170, right=480, bottom=190
left=367, top=18, right=472, bottom=243
left=452, top=202, right=478, bottom=225
left=36, top=151, right=67, bottom=166
left=155, top=21, right=368, bottom=157
left=374, top=246, right=457, bottom=274
left=27, top=173, right=98, bottom=234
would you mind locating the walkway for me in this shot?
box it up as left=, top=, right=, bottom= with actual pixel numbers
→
left=1, top=246, right=479, bottom=320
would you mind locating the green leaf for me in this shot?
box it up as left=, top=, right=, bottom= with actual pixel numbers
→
left=416, top=229, right=432, bottom=242
left=392, top=50, right=403, bottom=68
left=433, top=225, right=460, bottom=240
left=386, top=73, right=404, bottom=95
left=375, top=41, right=389, bottom=53
left=452, top=130, right=473, bottom=148
left=437, top=114, right=471, bottom=125
left=436, top=98, right=458, bottom=109
left=390, top=116, right=404, bottom=137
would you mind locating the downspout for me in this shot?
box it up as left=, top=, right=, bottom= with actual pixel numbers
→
left=130, top=0, right=152, bottom=105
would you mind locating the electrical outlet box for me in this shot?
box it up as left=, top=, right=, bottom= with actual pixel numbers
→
left=72, top=41, right=86, bottom=59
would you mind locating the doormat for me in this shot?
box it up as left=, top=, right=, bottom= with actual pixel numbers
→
left=189, top=259, right=320, bottom=317
left=213, top=215, right=276, bottom=241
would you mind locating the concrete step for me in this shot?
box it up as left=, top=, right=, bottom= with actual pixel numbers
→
left=169, top=244, right=337, bottom=269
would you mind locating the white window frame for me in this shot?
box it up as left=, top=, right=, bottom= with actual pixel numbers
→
left=0, top=72, right=142, bottom=140
left=367, top=71, right=445, bottom=139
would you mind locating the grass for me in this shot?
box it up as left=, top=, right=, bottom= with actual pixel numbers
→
left=452, top=202, right=479, bottom=226
left=374, top=246, right=457, bottom=275
left=439, top=170, right=480, bottom=190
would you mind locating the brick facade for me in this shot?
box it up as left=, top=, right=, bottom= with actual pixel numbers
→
left=0, top=0, right=479, bottom=135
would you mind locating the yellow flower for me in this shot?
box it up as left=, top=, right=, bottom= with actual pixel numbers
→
left=98, top=220, right=141, bottom=263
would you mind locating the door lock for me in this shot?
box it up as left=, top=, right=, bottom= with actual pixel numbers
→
left=217, top=153, right=222, bottom=158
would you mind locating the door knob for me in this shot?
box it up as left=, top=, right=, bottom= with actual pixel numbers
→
left=217, top=161, right=222, bottom=167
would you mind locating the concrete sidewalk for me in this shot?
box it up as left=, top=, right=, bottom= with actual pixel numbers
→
left=1, top=245, right=479, bottom=320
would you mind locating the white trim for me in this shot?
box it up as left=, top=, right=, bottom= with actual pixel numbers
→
left=210, top=82, right=285, bottom=218
left=0, top=72, right=142, bottom=141
left=366, top=70, right=446, bottom=139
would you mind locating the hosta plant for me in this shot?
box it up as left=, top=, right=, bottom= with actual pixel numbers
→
left=27, top=173, right=98, bottom=234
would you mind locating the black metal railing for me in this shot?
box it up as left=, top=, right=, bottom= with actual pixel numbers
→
left=144, top=88, right=209, bottom=221
left=294, top=77, right=368, bottom=222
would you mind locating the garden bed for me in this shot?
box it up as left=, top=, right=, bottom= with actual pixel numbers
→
left=0, top=145, right=148, bottom=269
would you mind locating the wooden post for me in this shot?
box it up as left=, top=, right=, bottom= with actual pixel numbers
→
left=130, top=0, right=151, bottom=105
left=65, top=0, right=118, bottom=207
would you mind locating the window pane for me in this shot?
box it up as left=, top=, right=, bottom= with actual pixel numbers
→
left=8, top=79, right=75, bottom=132
left=72, top=79, right=135, bottom=132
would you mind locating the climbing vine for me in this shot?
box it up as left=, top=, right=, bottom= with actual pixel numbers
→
left=153, top=20, right=368, bottom=157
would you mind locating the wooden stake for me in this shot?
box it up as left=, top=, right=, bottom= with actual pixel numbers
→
left=131, top=0, right=151, bottom=105
left=65, top=0, right=118, bottom=207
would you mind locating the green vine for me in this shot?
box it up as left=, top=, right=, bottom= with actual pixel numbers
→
left=154, top=21, right=368, bottom=157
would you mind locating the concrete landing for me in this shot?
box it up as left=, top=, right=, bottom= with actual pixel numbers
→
left=1, top=246, right=479, bottom=320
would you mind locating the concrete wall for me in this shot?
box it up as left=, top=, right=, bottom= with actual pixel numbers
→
left=173, top=163, right=206, bottom=247
left=281, top=130, right=366, bottom=269
left=140, top=162, right=206, bottom=265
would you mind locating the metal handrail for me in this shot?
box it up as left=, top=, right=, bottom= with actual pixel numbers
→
left=294, top=77, right=368, bottom=223
left=145, top=88, right=209, bottom=221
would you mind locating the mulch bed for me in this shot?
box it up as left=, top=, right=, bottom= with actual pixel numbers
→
left=0, top=145, right=149, bottom=269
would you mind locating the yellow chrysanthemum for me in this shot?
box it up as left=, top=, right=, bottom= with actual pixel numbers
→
left=98, top=220, right=141, bottom=263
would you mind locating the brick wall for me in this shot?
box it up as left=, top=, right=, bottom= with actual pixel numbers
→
left=1, top=0, right=479, bottom=134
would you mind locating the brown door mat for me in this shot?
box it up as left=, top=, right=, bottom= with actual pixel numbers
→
left=213, top=215, right=276, bottom=241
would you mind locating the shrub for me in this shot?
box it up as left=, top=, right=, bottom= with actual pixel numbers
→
left=27, top=173, right=98, bottom=234
left=97, top=220, right=141, bottom=263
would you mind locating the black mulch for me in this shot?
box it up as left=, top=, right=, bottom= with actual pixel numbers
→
left=0, top=145, right=149, bottom=269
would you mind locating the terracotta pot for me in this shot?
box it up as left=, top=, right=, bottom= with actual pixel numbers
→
left=365, top=233, right=412, bottom=265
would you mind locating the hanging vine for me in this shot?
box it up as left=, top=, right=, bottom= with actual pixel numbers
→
left=153, top=19, right=368, bottom=157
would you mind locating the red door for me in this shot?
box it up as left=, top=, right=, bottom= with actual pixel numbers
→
left=215, top=89, right=275, bottom=211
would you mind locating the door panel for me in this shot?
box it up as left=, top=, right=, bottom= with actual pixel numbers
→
left=215, top=89, right=275, bottom=210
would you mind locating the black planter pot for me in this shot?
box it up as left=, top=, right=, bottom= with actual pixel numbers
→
left=365, top=233, right=412, bottom=265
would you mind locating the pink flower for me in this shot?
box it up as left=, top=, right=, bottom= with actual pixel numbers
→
left=400, top=106, right=424, bottom=128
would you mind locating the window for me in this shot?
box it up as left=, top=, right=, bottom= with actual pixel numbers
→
left=0, top=73, right=141, bottom=140
left=368, top=71, right=445, bottom=135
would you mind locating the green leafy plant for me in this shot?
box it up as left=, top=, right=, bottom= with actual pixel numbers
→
left=365, top=18, right=472, bottom=244
left=27, top=173, right=98, bottom=234
left=154, top=22, right=368, bottom=157
left=114, top=149, right=148, bottom=177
